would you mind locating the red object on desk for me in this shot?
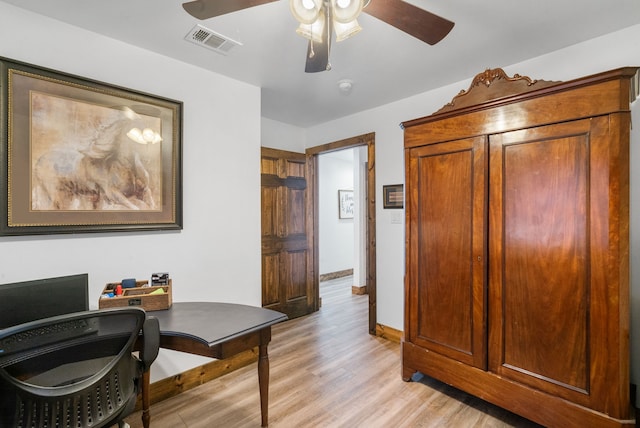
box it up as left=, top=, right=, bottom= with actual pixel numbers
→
left=115, top=285, right=123, bottom=296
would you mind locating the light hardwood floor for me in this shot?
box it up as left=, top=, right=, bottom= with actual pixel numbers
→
left=124, top=277, right=542, bottom=427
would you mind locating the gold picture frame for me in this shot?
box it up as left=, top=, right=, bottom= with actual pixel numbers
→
left=0, top=57, right=183, bottom=235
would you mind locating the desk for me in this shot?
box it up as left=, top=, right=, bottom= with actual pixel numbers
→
left=141, top=302, right=287, bottom=428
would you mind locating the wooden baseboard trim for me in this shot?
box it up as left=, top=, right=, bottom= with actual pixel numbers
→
left=135, top=348, right=258, bottom=410
left=352, top=285, right=367, bottom=295
left=319, top=269, right=353, bottom=282
left=375, top=323, right=403, bottom=344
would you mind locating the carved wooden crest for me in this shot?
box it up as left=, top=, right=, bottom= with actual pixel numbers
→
left=433, top=68, right=559, bottom=115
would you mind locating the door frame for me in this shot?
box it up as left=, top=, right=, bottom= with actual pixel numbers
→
left=306, top=132, right=377, bottom=334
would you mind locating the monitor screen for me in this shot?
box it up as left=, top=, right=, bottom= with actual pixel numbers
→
left=0, top=274, right=89, bottom=329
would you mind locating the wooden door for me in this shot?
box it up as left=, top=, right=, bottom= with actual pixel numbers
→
left=261, top=148, right=317, bottom=319
left=488, top=117, right=628, bottom=415
left=405, top=136, right=488, bottom=369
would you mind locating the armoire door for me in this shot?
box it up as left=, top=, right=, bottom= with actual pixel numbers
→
left=488, top=117, right=628, bottom=415
left=405, top=136, right=488, bottom=369
left=261, top=147, right=316, bottom=319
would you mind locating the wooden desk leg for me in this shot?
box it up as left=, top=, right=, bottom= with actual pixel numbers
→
left=258, top=328, right=271, bottom=427
left=142, top=369, right=151, bottom=428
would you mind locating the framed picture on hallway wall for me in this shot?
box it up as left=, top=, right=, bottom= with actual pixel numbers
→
left=338, top=189, right=354, bottom=219
left=0, top=56, right=183, bottom=236
left=383, top=184, right=404, bottom=209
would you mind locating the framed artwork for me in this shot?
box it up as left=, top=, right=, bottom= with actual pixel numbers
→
left=338, top=189, right=354, bottom=219
left=383, top=184, right=404, bottom=209
left=0, top=57, right=183, bottom=236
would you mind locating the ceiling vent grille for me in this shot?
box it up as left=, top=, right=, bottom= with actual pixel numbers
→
left=184, top=25, right=242, bottom=55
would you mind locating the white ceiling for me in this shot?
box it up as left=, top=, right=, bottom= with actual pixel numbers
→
left=3, top=0, right=640, bottom=127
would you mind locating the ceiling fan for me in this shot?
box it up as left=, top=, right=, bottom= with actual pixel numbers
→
left=182, top=0, right=454, bottom=73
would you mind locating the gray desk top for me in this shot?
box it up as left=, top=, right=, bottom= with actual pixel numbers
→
left=149, top=302, right=287, bottom=347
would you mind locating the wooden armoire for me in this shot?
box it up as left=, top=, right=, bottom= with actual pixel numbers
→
left=402, top=67, right=638, bottom=428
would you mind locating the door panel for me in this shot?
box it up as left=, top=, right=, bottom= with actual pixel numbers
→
left=406, top=136, right=487, bottom=369
left=488, top=118, right=608, bottom=408
left=284, top=250, right=308, bottom=299
left=261, top=253, right=279, bottom=306
left=261, top=148, right=316, bottom=319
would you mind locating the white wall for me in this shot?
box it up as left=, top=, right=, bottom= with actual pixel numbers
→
left=299, top=23, right=640, bottom=388
left=261, top=117, right=306, bottom=153
left=0, top=3, right=262, bottom=381
left=318, top=151, right=355, bottom=275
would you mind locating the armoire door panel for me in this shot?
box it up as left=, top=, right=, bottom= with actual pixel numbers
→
left=407, top=136, right=487, bottom=369
left=489, top=119, right=602, bottom=406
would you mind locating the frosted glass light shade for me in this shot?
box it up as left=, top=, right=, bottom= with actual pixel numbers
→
left=290, top=0, right=322, bottom=24
left=334, top=19, right=361, bottom=41
left=331, top=0, right=363, bottom=23
left=295, top=13, right=325, bottom=42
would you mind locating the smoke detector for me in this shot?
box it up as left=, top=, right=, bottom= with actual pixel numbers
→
left=184, top=24, right=242, bottom=55
left=337, top=79, right=354, bottom=95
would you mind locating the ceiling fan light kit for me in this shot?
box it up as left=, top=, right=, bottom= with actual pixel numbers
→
left=182, top=0, right=454, bottom=72
left=290, top=0, right=364, bottom=43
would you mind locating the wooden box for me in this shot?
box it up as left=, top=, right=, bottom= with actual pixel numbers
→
left=99, top=279, right=172, bottom=311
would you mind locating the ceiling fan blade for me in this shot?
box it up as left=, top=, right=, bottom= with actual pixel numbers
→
left=182, top=0, right=278, bottom=20
left=363, top=0, right=454, bottom=45
left=305, top=40, right=330, bottom=73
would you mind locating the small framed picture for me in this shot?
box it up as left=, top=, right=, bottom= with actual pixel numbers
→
left=338, top=189, right=354, bottom=219
left=383, top=184, right=404, bottom=209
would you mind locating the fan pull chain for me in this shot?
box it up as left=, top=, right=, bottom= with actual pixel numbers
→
left=325, top=2, right=332, bottom=70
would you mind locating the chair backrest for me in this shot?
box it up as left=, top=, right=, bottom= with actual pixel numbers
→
left=0, top=307, right=147, bottom=428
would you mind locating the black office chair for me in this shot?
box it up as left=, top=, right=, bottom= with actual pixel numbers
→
left=0, top=307, right=159, bottom=428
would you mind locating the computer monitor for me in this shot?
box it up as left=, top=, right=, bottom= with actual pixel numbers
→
left=0, top=273, right=89, bottom=329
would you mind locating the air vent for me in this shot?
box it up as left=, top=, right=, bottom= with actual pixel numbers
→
left=184, top=25, right=242, bottom=55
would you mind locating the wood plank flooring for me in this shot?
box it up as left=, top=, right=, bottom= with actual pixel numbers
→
left=125, top=277, right=542, bottom=427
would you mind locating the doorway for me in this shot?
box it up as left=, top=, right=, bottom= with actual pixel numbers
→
left=307, top=133, right=377, bottom=334
left=317, top=148, right=364, bottom=292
